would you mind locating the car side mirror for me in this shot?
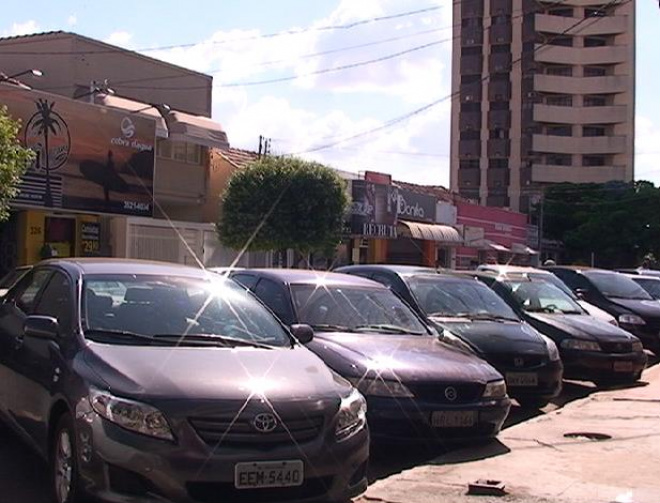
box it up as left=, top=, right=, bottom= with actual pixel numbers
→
left=24, top=315, right=59, bottom=340
left=290, top=324, right=314, bottom=344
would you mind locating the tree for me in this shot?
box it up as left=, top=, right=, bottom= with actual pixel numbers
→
left=217, top=156, right=348, bottom=256
left=0, top=106, right=35, bottom=222
left=33, top=99, right=63, bottom=207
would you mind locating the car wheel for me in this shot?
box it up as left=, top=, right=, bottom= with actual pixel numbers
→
left=51, top=414, right=83, bottom=503
left=515, top=397, right=550, bottom=409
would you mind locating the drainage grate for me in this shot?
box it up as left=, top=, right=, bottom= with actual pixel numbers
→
left=563, top=432, right=612, bottom=441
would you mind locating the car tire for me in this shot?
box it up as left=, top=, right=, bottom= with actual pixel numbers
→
left=515, top=397, right=550, bottom=409
left=50, top=414, right=84, bottom=503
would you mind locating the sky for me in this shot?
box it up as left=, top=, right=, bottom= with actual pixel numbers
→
left=2, top=0, right=659, bottom=188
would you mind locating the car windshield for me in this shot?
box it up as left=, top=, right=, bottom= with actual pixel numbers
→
left=290, top=284, right=427, bottom=335
left=631, top=277, right=660, bottom=300
left=408, top=276, right=519, bottom=321
left=584, top=272, right=652, bottom=300
left=82, top=274, right=292, bottom=347
left=0, top=267, right=29, bottom=289
left=504, top=280, right=584, bottom=314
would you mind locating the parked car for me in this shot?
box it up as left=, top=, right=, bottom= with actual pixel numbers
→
left=473, top=272, right=647, bottom=384
left=0, top=265, right=31, bottom=298
left=477, top=264, right=618, bottom=325
left=545, top=266, right=660, bottom=354
left=0, top=259, right=369, bottom=503
left=624, top=274, right=660, bottom=300
left=229, top=269, right=511, bottom=443
left=335, top=265, right=563, bottom=408
left=617, top=268, right=660, bottom=279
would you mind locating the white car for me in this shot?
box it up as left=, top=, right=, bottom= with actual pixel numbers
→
left=476, top=264, right=618, bottom=326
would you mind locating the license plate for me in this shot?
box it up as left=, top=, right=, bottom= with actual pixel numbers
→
left=234, top=460, right=304, bottom=489
left=431, top=411, right=477, bottom=428
left=613, top=361, right=634, bottom=372
left=506, top=372, right=539, bottom=387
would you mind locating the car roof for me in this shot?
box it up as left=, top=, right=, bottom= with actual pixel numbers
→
left=335, top=264, right=437, bottom=275
left=543, top=265, right=596, bottom=273
left=235, top=268, right=387, bottom=288
left=478, top=264, right=552, bottom=275
left=626, top=274, right=660, bottom=282
left=37, top=258, right=214, bottom=279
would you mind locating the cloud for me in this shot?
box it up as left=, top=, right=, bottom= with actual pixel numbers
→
left=67, top=15, right=77, bottom=26
left=2, top=20, right=40, bottom=37
left=635, top=116, right=660, bottom=185
left=104, top=31, right=133, bottom=47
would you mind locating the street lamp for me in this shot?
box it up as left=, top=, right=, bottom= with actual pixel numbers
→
left=0, top=68, right=43, bottom=82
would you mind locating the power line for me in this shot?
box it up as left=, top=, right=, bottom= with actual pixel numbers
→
left=289, top=0, right=629, bottom=155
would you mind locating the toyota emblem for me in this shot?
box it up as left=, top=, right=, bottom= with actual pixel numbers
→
left=514, top=357, right=525, bottom=367
left=252, top=413, right=278, bottom=433
left=444, top=386, right=458, bottom=401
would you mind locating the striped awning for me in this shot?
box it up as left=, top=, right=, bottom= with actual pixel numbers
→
left=398, top=220, right=463, bottom=244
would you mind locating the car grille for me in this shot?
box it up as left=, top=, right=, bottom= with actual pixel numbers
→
left=488, top=353, right=546, bottom=369
left=187, top=476, right=333, bottom=503
left=407, top=382, right=484, bottom=404
left=189, top=415, right=324, bottom=448
left=599, top=341, right=633, bottom=353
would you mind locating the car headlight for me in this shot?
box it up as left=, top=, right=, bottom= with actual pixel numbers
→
left=560, top=339, right=601, bottom=351
left=619, top=314, right=646, bottom=325
left=347, top=377, right=414, bottom=398
left=540, top=334, right=561, bottom=361
left=335, top=388, right=367, bottom=442
left=90, top=389, right=174, bottom=441
left=632, top=340, right=644, bottom=352
left=482, top=380, right=507, bottom=398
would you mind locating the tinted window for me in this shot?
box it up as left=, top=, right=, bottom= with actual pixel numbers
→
left=408, top=276, right=518, bottom=320
left=290, top=285, right=427, bottom=335
left=82, top=274, right=291, bottom=347
left=14, top=269, right=52, bottom=314
left=504, top=280, right=583, bottom=314
left=232, top=273, right=258, bottom=290
left=632, top=278, right=660, bottom=299
left=34, top=272, right=73, bottom=330
left=0, top=267, right=30, bottom=289
left=584, top=272, right=652, bottom=300
left=254, top=278, right=294, bottom=324
left=372, top=272, right=395, bottom=288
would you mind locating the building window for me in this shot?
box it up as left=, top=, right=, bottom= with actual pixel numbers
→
left=492, top=15, right=510, bottom=25
left=583, top=125, right=607, bottom=137
left=547, top=7, right=573, bottom=16
left=489, top=159, right=508, bottom=169
left=544, top=64, right=573, bottom=76
left=489, top=128, right=508, bottom=139
left=547, top=154, right=572, bottom=166
left=584, top=36, right=609, bottom=47
left=463, top=46, right=482, bottom=56
left=545, top=94, right=573, bottom=106
left=462, top=17, right=483, bottom=27
left=157, top=140, right=203, bottom=165
left=491, top=44, right=511, bottom=54
left=584, top=65, right=608, bottom=77
left=460, top=159, right=480, bottom=169
left=490, top=101, right=509, bottom=110
left=547, top=35, right=573, bottom=47
left=546, top=124, right=572, bottom=136
left=461, top=102, right=481, bottom=112
left=462, top=74, right=482, bottom=84
left=583, top=155, right=606, bottom=166
left=461, top=130, right=481, bottom=141
left=584, top=94, right=609, bottom=107
left=585, top=7, right=611, bottom=17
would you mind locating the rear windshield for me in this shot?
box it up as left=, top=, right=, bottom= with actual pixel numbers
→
left=408, top=276, right=518, bottom=320
left=290, top=284, right=427, bottom=335
left=584, top=272, right=652, bottom=300
left=82, top=274, right=291, bottom=347
left=503, top=280, right=583, bottom=314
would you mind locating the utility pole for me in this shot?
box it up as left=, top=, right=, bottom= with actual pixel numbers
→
left=258, top=135, right=272, bottom=158
left=537, top=186, right=545, bottom=260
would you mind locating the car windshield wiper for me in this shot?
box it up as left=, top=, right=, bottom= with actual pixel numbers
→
left=428, top=311, right=470, bottom=318
left=561, top=310, right=584, bottom=315
left=465, top=313, right=519, bottom=322
left=84, top=329, right=160, bottom=344
left=309, top=323, right=354, bottom=332
left=525, top=307, right=559, bottom=313
left=353, top=324, right=424, bottom=335
left=154, top=333, right=276, bottom=349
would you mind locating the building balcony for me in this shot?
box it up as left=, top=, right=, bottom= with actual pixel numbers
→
left=489, top=24, right=512, bottom=44
left=535, top=13, right=628, bottom=35
left=462, top=27, right=484, bottom=46
left=154, top=159, right=207, bottom=204
left=461, top=54, right=483, bottom=75
left=487, top=139, right=511, bottom=157
left=459, top=140, right=482, bottom=157
left=532, top=134, right=626, bottom=154
left=489, top=52, right=512, bottom=72
left=531, top=164, right=629, bottom=184
left=535, top=44, right=628, bottom=65
left=488, top=109, right=511, bottom=129
left=488, top=80, right=512, bottom=101
left=533, top=104, right=628, bottom=124
left=534, top=74, right=629, bottom=94
left=460, top=111, right=482, bottom=130
left=458, top=167, right=481, bottom=188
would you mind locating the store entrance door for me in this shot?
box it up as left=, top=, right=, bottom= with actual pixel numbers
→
left=44, top=216, right=76, bottom=258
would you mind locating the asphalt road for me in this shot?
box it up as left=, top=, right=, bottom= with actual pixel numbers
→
left=0, top=374, right=643, bottom=503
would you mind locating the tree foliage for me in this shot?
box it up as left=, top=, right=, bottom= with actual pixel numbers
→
left=543, top=181, right=660, bottom=268
left=0, top=106, right=35, bottom=222
left=217, top=156, right=348, bottom=253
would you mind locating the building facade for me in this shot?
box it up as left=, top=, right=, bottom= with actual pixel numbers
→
left=450, top=0, right=635, bottom=212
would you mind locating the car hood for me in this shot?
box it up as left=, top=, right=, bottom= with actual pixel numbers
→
left=578, top=300, right=617, bottom=323
left=82, top=343, right=345, bottom=401
left=605, top=297, right=660, bottom=318
left=429, top=318, right=547, bottom=355
left=308, top=332, right=501, bottom=384
left=526, top=313, right=637, bottom=342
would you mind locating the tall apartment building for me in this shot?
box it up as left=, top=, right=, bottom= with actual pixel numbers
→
left=450, top=0, right=635, bottom=212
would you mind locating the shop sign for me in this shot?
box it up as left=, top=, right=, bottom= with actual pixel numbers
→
left=396, top=189, right=436, bottom=223
left=348, top=180, right=397, bottom=239
left=1, top=85, right=155, bottom=217
left=80, top=222, right=101, bottom=256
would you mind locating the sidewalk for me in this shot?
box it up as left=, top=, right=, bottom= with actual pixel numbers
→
left=360, top=363, right=660, bottom=503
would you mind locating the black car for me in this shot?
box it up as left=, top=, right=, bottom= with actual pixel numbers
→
left=546, top=266, right=660, bottom=354
left=0, top=259, right=369, bottom=503
left=474, top=272, right=647, bottom=384
left=335, top=265, right=563, bottom=408
left=229, top=269, right=511, bottom=443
